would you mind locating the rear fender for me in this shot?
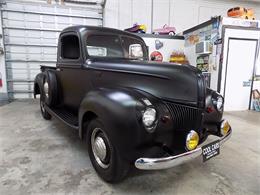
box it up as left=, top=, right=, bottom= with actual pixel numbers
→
left=34, top=73, right=45, bottom=98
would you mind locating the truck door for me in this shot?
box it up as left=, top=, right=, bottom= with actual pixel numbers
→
left=57, top=32, right=91, bottom=114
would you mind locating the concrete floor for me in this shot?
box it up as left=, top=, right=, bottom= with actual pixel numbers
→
left=0, top=100, right=259, bottom=195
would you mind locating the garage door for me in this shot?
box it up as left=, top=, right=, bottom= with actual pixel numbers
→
left=1, top=0, right=103, bottom=99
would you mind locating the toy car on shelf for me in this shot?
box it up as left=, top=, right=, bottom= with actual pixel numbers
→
left=227, top=7, right=255, bottom=20
left=124, top=23, right=147, bottom=33
left=153, top=24, right=176, bottom=35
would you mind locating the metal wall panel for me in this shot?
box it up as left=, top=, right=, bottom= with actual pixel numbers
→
left=1, top=0, right=103, bottom=98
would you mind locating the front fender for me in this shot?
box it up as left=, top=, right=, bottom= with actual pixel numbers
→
left=79, top=87, right=156, bottom=161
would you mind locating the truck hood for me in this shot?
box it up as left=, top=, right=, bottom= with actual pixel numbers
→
left=87, top=59, right=203, bottom=106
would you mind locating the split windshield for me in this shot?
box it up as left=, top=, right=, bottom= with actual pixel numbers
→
left=86, top=34, right=147, bottom=60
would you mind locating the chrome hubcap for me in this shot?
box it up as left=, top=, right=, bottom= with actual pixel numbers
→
left=91, top=128, right=109, bottom=168
left=94, top=136, right=107, bottom=161
left=43, top=82, right=49, bottom=98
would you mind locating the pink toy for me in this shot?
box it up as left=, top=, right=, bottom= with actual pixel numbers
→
left=153, top=24, right=176, bottom=35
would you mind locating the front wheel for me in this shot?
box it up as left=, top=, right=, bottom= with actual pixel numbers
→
left=86, top=119, right=129, bottom=183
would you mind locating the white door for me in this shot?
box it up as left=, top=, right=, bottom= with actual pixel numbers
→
left=224, top=39, right=257, bottom=111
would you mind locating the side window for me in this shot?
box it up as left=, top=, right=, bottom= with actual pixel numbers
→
left=121, top=36, right=147, bottom=59
left=61, top=35, right=80, bottom=60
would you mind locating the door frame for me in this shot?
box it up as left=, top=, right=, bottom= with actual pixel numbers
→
left=218, top=26, right=260, bottom=92
left=223, top=37, right=258, bottom=110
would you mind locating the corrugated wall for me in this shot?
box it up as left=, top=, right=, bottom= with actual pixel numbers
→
left=1, top=0, right=104, bottom=99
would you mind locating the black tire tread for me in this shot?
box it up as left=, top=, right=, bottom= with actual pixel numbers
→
left=40, top=96, right=51, bottom=120
left=86, top=119, right=129, bottom=183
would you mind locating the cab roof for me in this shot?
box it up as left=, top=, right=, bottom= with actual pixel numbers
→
left=62, top=25, right=143, bottom=40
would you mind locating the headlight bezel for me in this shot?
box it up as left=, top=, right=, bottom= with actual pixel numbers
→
left=216, top=96, right=224, bottom=111
left=142, top=107, right=158, bottom=133
left=212, top=95, right=224, bottom=112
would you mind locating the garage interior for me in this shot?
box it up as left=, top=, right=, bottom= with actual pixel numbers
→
left=0, top=0, right=260, bottom=194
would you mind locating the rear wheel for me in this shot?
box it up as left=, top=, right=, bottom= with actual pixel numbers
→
left=40, top=96, right=51, bottom=120
left=86, top=119, right=129, bottom=183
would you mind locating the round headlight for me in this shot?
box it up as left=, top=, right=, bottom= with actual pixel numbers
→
left=142, top=108, right=156, bottom=129
left=186, top=130, right=199, bottom=151
left=216, top=96, right=224, bottom=111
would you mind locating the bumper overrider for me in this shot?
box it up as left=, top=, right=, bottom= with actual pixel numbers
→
left=135, top=125, right=232, bottom=170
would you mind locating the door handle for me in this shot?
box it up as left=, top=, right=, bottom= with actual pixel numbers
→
left=56, top=68, right=63, bottom=71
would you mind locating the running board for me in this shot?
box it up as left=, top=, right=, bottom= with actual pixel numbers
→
left=45, top=106, right=79, bottom=129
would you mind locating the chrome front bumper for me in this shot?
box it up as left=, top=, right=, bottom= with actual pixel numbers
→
left=135, top=129, right=232, bottom=170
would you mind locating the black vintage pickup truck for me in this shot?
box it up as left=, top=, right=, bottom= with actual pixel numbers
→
left=34, top=25, right=232, bottom=182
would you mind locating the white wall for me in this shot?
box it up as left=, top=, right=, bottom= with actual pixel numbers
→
left=104, top=0, right=260, bottom=33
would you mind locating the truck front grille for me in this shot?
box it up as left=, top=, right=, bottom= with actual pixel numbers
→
left=164, top=101, right=202, bottom=130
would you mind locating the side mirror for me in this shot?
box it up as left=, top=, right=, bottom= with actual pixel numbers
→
left=129, top=44, right=143, bottom=59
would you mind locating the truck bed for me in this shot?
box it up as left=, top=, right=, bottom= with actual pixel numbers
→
left=40, top=65, right=57, bottom=72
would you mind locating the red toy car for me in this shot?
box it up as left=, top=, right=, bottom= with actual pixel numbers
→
left=227, top=7, right=255, bottom=20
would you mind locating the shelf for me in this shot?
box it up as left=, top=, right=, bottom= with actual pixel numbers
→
left=135, top=33, right=184, bottom=40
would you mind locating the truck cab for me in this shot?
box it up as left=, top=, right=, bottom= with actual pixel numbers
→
left=34, top=26, right=232, bottom=183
